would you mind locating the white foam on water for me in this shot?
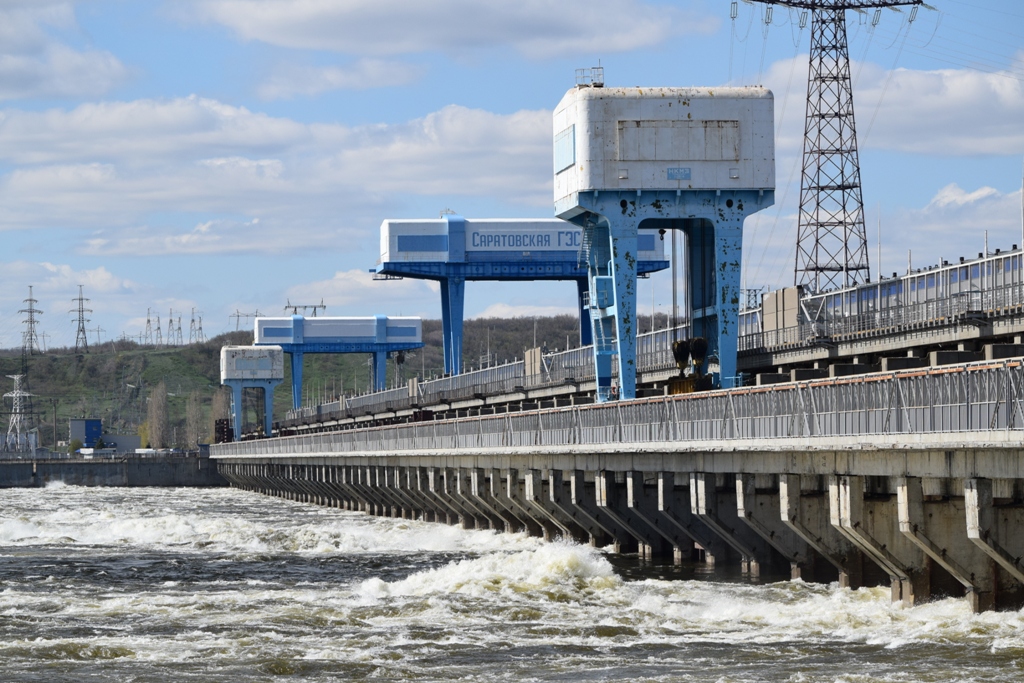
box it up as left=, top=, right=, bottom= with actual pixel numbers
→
left=3, top=486, right=1024, bottom=682
left=0, top=486, right=542, bottom=556
left=358, top=540, right=618, bottom=602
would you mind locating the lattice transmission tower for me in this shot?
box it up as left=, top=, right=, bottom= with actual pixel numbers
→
left=19, top=286, right=43, bottom=354
left=754, top=0, right=922, bottom=292
left=71, top=285, right=92, bottom=354
left=3, top=375, right=32, bottom=452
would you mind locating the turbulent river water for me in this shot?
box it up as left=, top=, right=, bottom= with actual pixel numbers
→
left=0, top=485, right=1022, bottom=682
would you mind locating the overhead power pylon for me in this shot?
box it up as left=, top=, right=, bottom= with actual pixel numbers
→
left=754, top=0, right=922, bottom=292
left=71, top=285, right=92, bottom=354
left=19, top=286, right=43, bottom=355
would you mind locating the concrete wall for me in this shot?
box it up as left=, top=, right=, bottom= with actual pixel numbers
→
left=0, top=455, right=227, bottom=488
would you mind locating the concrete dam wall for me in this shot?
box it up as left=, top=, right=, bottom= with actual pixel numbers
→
left=0, top=455, right=227, bottom=488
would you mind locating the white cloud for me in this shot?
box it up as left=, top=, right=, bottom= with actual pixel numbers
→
left=189, top=0, right=717, bottom=58
left=894, top=184, right=1023, bottom=264
left=80, top=218, right=286, bottom=257
left=335, top=104, right=550, bottom=198
left=763, top=56, right=1024, bottom=156
left=926, top=184, right=1001, bottom=210
left=0, top=3, right=129, bottom=101
left=257, top=59, right=426, bottom=100
left=0, top=97, right=551, bottom=255
left=35, top=262, right=137, bottom=294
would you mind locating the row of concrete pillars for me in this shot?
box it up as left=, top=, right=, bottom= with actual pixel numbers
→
left=219, top=463, right=1024, bottom=612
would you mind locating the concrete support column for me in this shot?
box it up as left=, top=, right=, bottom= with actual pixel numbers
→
left=383, top=466, right=417, bottom=519
left=656, top=472, right=733, bottom=565
left=489, top=468, right=543, bottom=536
left=596, top=471, right=672, bottom=559
left=401, top=467, right=434, bottom=521
left=779, top=474, right=878, bottom=589
left=737, top=474, right=830, bottom=581
left=690, top=472, right=777, bottom=575
left=830, top=475, right=932, bottom=606
left=430, top=468, right=475, bottom=529
left=567, top=470, right=636, bottom=553
left=456, top=468, right=505, bottom=530
left=546, top=469, right=615, bottom=548
left=624, top=471, right=689, bottom=562
left=898, top=476, right=1005, bottom=612
left=416, top=466, right=458, bottom=524
left=338, top=466, right=365, bottom=511
left=965, top=478, right=1024, bottom=609
left=469, top=468, right=517, bottom=532
left=524, top=469, right=587, bottom=542
left=506, top=468, right=560, bottom=540
left=351, top=466, right=378, bottom=515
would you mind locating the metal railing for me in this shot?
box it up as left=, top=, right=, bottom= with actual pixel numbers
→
left=746, top=280, right=1024, bottom=352
left=281, top=275, right=1024, bottom=424
left=283, top=324, right=688, bottom=423
left=216, top=360, right=1024, bottom=458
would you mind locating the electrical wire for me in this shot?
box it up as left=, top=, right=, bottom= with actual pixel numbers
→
left=862, top=15, right=914, bottom=145
left=758, top=8, right=772, bottom=83
left=745, top=18, right=804, bottom=290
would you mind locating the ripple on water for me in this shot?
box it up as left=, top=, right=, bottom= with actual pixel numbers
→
left=0, top=487, right=1022, bottom=683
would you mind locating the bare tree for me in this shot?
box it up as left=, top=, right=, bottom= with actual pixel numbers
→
left=147, top=381, right=169, bottom=448
left=185, top=389, right=202, bottom=449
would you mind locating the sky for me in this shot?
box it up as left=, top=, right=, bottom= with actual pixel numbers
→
left=0, top=0, right=1021, bottom=350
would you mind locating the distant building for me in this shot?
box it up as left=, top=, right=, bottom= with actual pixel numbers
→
left=69, top=419, right=102, bottom=447
left=69, top=418, right=141, bottom=452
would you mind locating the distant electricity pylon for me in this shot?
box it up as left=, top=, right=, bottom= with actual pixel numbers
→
left=188, top=309, right=207, bottom=344
left=166, top=310, right=178, bottom=346
left=284, top=299, right=326, bottom=316
left=751, top=0, right=923, bottom=292
left=144, top=308, right=154, bottom=345
left=19, top=286, right=43, bottom=355
left=3, top=375, right=32, bottom=452
left=230, top=309, right=262, bottom=331
left=71, top=285, right=92, bottom=354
